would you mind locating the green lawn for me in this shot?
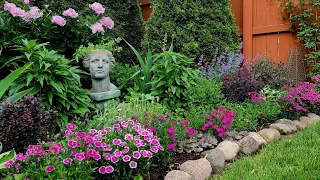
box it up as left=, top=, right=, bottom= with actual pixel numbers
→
left=211, top=123, right=320, bottom=180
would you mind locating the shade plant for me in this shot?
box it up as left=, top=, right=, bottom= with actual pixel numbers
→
left=0, top=120, right=164, bottom=180
left=4, top=39, right=93, bottom=126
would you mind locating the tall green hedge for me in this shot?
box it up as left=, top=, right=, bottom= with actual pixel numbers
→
left=144, top=0, right=240, bottom=60
left=36, top=0, right=144, bottom=64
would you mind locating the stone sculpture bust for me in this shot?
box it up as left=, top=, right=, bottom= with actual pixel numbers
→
left=83, top=49, right=118, bottom=93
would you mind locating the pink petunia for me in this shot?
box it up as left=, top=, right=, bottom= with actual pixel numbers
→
left=45, top=165, right=55, bottom=173
left=51, top=15, right=66, bottom=26
left=99, top=17, right=114, bottom=29
left=89, top=2, right=105, bottom=14
left=63, top=8, right=78, bottom=18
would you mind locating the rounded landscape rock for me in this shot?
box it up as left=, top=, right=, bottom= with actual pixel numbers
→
left=300, top=116, right=317, bottom=125
left=247, top=132, right=267, bottom=145
left=216, top=140, right=239, bottom=161
left=258, top=128, right=281, bottom=143
left=179, top=158, right=212, bottom=180
left=270, top=123, right=292, bottom=134
left=276, top=119, right=298, bottom=132
left=205, top=148, right=225, bottom=173
left=164, top=170, right=192, bottom=180
left=293, top=120, right=307, bottom=130
left=238, top=136, right=260, bottom=155
left=307, top=113, right=320, bottom=123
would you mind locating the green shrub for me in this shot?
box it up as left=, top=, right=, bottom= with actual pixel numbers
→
left=40, top=0, right=144, bottom=64
left=144, top=0, right=240, bottom=60
left=184, top=78, right=225, bottom=107
left=5, top=39, right=93, bottom=126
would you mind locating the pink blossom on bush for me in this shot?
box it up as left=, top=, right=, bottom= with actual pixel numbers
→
left=75, top=153, right=85, bottom=161
left=67, top=140, right=78, bottom=148
left=122, top=155, right=131, bottom=162
left=10, top=7, right=25, bottom=17
left=132, top=151, right=141, bottom=159
left=98, top=166, right=106, bottom=174
left=24, top=0, right=29, bottom=4
left=133, top=116, right=139, bottom=121
left=111, top=156, right=119, bottom=163
left=51, top=16, right=66, bottom=26
left=23, top=7, right=43, bottom=22
left=181, top=120, right=189, bottom=127
left=167, top=144, right=176, bottom=151
left=106, top=166, right=114, bottom=173
left=89, top=2, right=105, bottom=14
left=99, top=17, right=114, bottom=29
left=103, top=153, right=111, bottom=160
left=129, top=161, right=137, bottom=169
left=63, top=8, right=78, bottom=18
left=45, top=165, right=55, bottom=173
left=3, top=1, right=16, bottom=11
left=3, top=159, right=14, bottom=168
left=63, top=158, right=73, bottom=164
left=16, top=153, right=26, bottom=161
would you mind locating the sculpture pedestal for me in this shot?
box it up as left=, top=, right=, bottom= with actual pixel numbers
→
left=89, top=90, right=121, bottom=110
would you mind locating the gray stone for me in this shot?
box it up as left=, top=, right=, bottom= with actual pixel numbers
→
left=276, top=119, right=298, bottom=132
left=205, top=149, right=225, bottom=173
left=300, top=116, right=317, bottom=125
left=164, top=170, right=192, bottom=180
left=270, top=123, right=292, bottom=134
left=179, top=158, right=212, bottom=180
left=234, top=135, right=243, bottom=140
left=307, top=113, right=320, bottom=123
left=258, top=128, right=281, bottom=143
left=247, top=132, right=267, bottom=145
left=239, top=131, right=249, bottom=136
left=216, top=140, right=239, bottom=161
left=238, top=136, right=260, bottom=155
left=293, top=120, right=307, bottom=130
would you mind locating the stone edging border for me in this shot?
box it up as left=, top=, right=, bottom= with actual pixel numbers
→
left=164, top=113, right=320, bottom=180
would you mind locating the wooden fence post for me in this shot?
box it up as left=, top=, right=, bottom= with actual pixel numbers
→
left=243, top=0, right=253, bottom=60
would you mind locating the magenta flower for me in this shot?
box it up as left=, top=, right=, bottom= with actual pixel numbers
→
left=112, top=139, right=121, bottom=145
left=104, top=145, right=112, bottom=151
left=146, top=151, right=153, bottom=158
left=45, top=165, right=55, bottom=173
left=52, top=15, right=66, bottom=26
left=144, top=112, right=149, bottom=117
left=89, top=129, right=97, bottom=135
left=98, top=166, right=106, bottom=174
left=103, top=153, right=111, bottom=160
left=133, top=116, right=139, bottom=121
left=151, top=139, right=160, bottom=146
left=129, top=161, right=137, bottom=169
left=123, top=155, right=131, bottom=162
left=132, top=151, right=141, bottom=159
left=113, top=123, right=120, bottom=129
left=3, top=159, right=14, bottom=168
left=151, top=146, right=158, bottom=153
left=115, top=116, right=123, bottom=121
left=100, top=17, right=114, bottom=29
left=124, top=134, right=133, bottom=141
left=16, top=153, right=26, bottom=161
left=89, top=2, right=105, bottom=14
left=65, top=130, right=73, bottom=137
left=167, top=127, right=175, bottom=135
left=152, top=113, right=157, bottom=117
left=90, top=22, right=104, bottom=35
left=186, top=128, right=197, bottom=136
left=106, top=166, right=114, bottom=174
left=167, top=144, right=176, bottom=151
left=63, top=8, right=78, bottom=18
left=75, top=153, right=85, bottom=161
left=261, top=111, right=265, bottom=115
left=114, top=149, right=122, bottom=157
left=85, top=135, right=94, bottom=144
left=67, top=140, right=78, bottom=148
left=181, top=120, right=189, bottom=127
left=171, top=121, right=178, bottom=125
left=63, top=158, right=73, bottom=165
left=123, top=146, right=130, bottom=154
left=111, top=156, right=119, bottom=163
left=148, top=127, right=156, bottom=133
left=121, top=121, right=128, bottom=128
left=76, top=132, right=86, bottom=139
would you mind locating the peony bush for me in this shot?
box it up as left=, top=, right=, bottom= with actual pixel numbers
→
left=1, top=118, right=163, bottom=180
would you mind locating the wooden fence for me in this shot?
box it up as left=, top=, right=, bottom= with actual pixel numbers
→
left=139, top=0, right=303, bottom=64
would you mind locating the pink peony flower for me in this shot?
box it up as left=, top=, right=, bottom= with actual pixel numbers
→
left=63, top=8, right=78, bottom=18
left=98, top=166, right=106, bottom=174
left=24, top=0, right=29, bottom=4
left=45, top=165, right=55, bottom=173
left=3, top=1, right=16, bottom=11
left=105, top=166, right=114, bottom=173
left=75, top=153, right=85, bottom=161
left=63, top=158, right=73, bottom=165
left=3, top=159, right=14, bottom=168
left=9, top=7, right=25, bottom=17
left=99, top=17, right=114, bottom=29
left=129, top=161, right=137, bottom=169
left=122, top=155, right=131, bottom=162
left=89, top=2, right=105, bottom=14
left=51, top=15, right=66, bottom=26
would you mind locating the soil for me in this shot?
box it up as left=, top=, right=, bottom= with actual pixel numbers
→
left=143, top=152, right=202, bottom=180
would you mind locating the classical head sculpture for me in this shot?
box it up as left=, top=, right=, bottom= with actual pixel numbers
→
left=83, top=49, right=118, bottom=93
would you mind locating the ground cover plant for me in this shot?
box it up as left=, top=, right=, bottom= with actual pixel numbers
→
left=211, top=123, right=320, bottom=180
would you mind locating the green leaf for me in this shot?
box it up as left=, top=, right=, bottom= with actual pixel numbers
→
left=48, top=91, right=53, bottom=105
left=26, top=73, right=33, bottom=86
left=155, top=81, right=166, bottom=89
left=14, top=174, right=26, bottom=180
left=5, top=88, right=33, bottom=103
left=0, top=150, right=16, bottom=168
left=0, top=63, right=32, bottom=100
left=49, top=80, right=63, bottom=93
left=38, top=74, right=45, bottom=87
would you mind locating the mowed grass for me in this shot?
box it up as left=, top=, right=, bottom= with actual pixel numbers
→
left=211, top=123, right=320, bottom=180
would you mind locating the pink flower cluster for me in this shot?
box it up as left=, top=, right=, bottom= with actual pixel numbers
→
left=63, top=8, right=78, bottom=18
left=201, top=107, right=236, bottom=137
left=248, top=91, right=266, bottom=103
left=3, top=1, right=43, bottom=21
left=280, top=80, right=320, bottom=112
left=2, top=120, right=163, bottom=178
left=90, top=16, right=114, bottom=35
